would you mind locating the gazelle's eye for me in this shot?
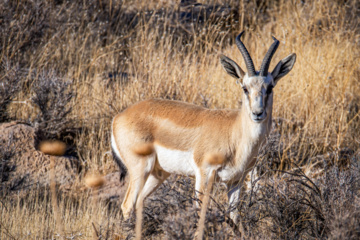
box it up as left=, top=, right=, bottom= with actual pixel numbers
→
left=242, top=87, right=249, bottom=95
left=266, top=85, right=273, bottom=95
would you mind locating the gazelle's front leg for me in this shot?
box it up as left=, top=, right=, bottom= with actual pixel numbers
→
left=227, top=183, right=242, bottom=224
left=194, top=168, right=208, bottom=206
left=227, top=169, right=253, bottom=225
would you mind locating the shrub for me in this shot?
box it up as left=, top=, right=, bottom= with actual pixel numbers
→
left=30, top=70, right=75, bottom=139
left=0, top=60, right=21, bottom=122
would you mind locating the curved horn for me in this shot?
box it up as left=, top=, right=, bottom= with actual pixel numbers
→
left=259, top=36, right=280, bottom=76
left=235, top=31, right=256, bottom=77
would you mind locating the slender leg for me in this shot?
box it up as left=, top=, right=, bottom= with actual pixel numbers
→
left=196, top=169, right=216, bottom=240
left=227, top=168, right=252, bottom=224
left=136, top=170, right=170, bottom=209
left=121, top=180, right=134, bottom=219
left=121, top=171, right=149, bottom=219
left=194, top=168, right=208, bottom=206
left=227, top=183, right=242, bottom=224
left=121, top=156, right=155, bottom=219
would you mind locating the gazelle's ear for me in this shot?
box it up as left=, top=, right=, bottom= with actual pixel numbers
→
left=271, top=53, right=296, bottom=84
left=220, top=55, right=245, bottom=82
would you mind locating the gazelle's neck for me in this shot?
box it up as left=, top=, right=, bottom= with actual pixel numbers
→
left=232, top=103, right=272, bottom=156
left=226, top=105, right=272, bottom=172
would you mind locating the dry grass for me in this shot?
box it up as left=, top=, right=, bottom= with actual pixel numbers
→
left=1, top=0, right=359, bottom=239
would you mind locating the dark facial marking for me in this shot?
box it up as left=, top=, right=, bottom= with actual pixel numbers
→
left=242, top=87, right=249, bottom=95
left=266, top=85, right=273, bottom=95
left=265, top=85, right=273, bottom=104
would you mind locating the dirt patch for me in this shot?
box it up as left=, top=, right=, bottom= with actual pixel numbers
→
left=1, top=121, right=128, bottom=203
left=92, top=172, right=127, bottom=203
left=0, top=122, right=79, bottom=196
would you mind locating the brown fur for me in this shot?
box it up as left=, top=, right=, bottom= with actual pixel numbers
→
left=113, top=99, right=241, bottom=165
left=112, top=99, right=247, bottom=220
left=112, top=96, right=271, bottom=221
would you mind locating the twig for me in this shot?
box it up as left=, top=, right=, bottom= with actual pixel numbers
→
left=0, top=220, right=17, bottom=240
left=50, top=156, right=65, bottom=239
left=92, top=222, right=99, bottom=239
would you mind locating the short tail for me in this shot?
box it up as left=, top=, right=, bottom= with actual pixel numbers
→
left=111, top=144, right=128, bottom=182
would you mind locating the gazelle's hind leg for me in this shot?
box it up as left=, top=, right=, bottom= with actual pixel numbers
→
left=121, top=180, right=133, bottom=218
left=121, top=154, right=156, bottom=219
left=136, top=168, right=170, bottom=209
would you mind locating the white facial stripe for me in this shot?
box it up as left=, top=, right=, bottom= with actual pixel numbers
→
left=241, top=74, right=274, bottom=122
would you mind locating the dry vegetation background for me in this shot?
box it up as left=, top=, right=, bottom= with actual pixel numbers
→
left=1, top=0, right=359, bottom=239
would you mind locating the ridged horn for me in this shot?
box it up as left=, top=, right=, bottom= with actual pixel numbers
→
left=235, top=31, right=256, bottom=77
left=259, top=36, right=280, bottom=76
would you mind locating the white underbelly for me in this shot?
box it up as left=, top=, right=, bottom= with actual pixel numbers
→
left=154, top=144, right=196, bottom=176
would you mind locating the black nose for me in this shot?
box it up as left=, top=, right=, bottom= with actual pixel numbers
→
left=253, top=111, right=263, bottom=117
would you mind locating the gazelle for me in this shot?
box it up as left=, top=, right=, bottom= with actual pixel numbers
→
left=111, top=31, right=296, bottom=224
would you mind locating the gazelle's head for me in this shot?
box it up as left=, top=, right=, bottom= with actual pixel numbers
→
left=220, top=31, right=296, bottom=123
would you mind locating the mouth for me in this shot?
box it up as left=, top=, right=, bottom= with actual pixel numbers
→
left=251, top=112, right=266, bottom=123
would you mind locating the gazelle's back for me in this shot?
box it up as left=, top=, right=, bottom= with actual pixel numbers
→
left=116, top=98, right=239, bottom=128
left=112, top=99, right=240, bottom=162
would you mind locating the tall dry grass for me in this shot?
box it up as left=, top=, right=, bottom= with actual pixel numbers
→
left=1, top=0, right=359, bottom=239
